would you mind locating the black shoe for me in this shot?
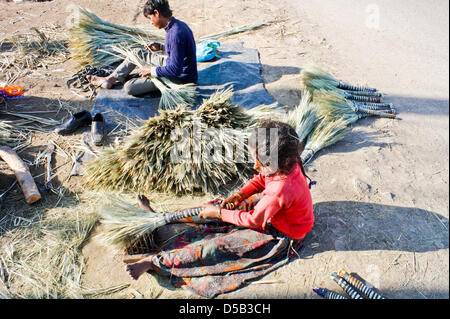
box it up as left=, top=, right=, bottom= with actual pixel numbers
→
left=91, top=113, right=106, bottom=146
left=54, top=110, right=92, bottom=135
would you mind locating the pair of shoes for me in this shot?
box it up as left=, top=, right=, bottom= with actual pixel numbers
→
left=54, top=110, right=92, bottom=135
left=54, top=111, right=106, bottom=146
left=91, top=113, right=106, bottom=146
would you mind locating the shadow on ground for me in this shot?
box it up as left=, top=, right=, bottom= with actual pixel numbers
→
left=301, top=201, right=449, bottom=255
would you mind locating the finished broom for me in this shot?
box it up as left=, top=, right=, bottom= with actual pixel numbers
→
left=98, top=197, right=209, bottom=249
left=283, top=91, right=320, bottom=144
left=300, top=117, right=349, bottom=165
left=338, top=269, right=386, bottom=299
left=300, top=62, right=378, bottom=93
left=313, top=89, right=397, bottom=124
left=306, top=79, right=384, bottom=103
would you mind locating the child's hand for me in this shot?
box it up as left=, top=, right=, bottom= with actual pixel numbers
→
left=220, top=191, right=245, bottom=209
left=199, top=203, right=221, bottom=219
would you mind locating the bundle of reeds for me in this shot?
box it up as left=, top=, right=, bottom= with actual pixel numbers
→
left=83, top=88, right=272, bottom=195
left=300, top=117, right=349, bottom=165
left=69, top=7, right=164, bottom=66
left=69, top=7, right=272, bottom=67
left=106, top=45, right=197, bottom=109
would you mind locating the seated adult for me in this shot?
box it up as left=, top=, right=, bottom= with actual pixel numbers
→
left=88, top=0, right=198, bottom=96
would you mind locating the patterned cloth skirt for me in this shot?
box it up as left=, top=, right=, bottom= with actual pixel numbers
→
left=127, top=195, right=303, bottom=298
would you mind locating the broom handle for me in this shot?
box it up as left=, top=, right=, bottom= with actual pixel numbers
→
left=355, top=102, right=393, bottom=109
left=313, top=288, right=348, bottom=299
left=338, top=269, right=386, bottom=299
left=300, top=148, right=314, bottom=165
left=337, top=81, right=377, bottom=92
left=345, top=90, right=383, bottom=97
left=344, top=93, right=383, bottom=103
left=357, top=107, right=397, bottom=118
left=331, top=273, right=364, bottom=299
left=162, top=207, right=203, bottom=224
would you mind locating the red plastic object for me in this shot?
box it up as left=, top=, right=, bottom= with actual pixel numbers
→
left=0, top=84, right=24, bottom=98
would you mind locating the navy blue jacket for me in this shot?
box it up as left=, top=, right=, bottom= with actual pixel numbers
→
left=156, top=18, right=198, bottom=83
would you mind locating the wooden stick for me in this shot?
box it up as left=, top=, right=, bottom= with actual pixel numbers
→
left=0, top=146, right=41, bottom=204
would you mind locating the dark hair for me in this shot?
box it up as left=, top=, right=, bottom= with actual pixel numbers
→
left=143, top=0, right=173, bottom=18
left=249, top=120, right=309, bottom=178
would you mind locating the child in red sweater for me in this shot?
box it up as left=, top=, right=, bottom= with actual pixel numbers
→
left=199, top=120, right=315, bottom=240
left=127, top=120, right=314, bottom=297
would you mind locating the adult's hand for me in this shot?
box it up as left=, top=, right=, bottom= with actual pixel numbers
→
left=147, top=42, right=162, bottom=52
left=138, top=65, right=153, bottom=77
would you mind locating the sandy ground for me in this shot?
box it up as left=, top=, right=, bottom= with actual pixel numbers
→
left=0, top=0, right=448, bottom=299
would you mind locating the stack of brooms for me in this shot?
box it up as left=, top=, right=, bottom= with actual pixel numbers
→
left=290, top=63, right=398, bottom=165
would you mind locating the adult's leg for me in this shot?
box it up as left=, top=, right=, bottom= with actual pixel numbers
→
left=122, top=51, right=168, bottom=96
left=87, top=49, right=152, bottom=89
left=123, top=77, right=158, bottom=96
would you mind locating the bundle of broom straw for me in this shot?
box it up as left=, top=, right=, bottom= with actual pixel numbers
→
left=105, top=45, right=197, bottom=109
left=69, top=7, right=164, bottom=66
left=97, top=197, right=208, bottom=249
left=292, top=63, right=398, bottom=165
left=83, top=87, right=274, bottom=195
left=69, top=6, right=272, bottom=67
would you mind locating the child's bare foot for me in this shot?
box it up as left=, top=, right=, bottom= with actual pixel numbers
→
left=137, top=194, right=155, bottom=212
left=126, top=257, right=155, bottom=280
left=86, top=75, right=116, bottom=89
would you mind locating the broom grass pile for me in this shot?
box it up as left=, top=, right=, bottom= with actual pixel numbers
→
left=83, top=87, right=274, bottom=195
left=105, top=45, right=197, bottom=109
left=69, top=7, right=272, bottom=67
left=69, top=7, right=164, bottom=67
left=0, top=26, right=69, bottom=83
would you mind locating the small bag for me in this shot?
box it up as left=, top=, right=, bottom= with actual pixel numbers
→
left=196, top=40, right=220, bottom=62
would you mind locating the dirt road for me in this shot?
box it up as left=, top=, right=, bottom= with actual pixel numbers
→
left=0, top=0, right=448, bottom=299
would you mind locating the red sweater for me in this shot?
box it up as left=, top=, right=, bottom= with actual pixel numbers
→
left=221, top=163, right=314, bottom=239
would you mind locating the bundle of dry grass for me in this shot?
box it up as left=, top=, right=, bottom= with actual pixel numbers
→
left=68, top=7, right=164, bottom=67
left=283, top=91, right=319, bottom=144
left=0, top=192, right=148, bottom=299
left=0, top=26, right=69, bottom=82
left=83, top=88, right=273, bottom=195
left=69, top=7, right=272, bottom=67
left=106, top=45, right=197, bottom=109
